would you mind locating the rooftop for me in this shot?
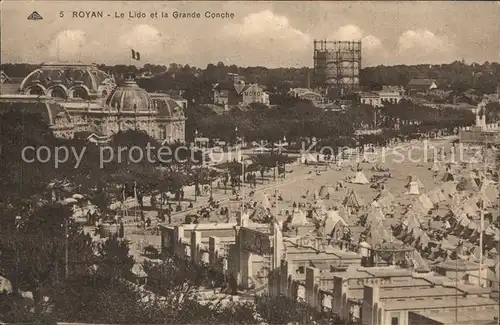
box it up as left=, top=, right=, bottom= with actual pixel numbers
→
left=411, top=308, right=500, bottom=325
left=364, top=268, right=414, bottom=278
left=383, top=296, right=498, bottom=311
left=408, top=78, right=437, bottom=86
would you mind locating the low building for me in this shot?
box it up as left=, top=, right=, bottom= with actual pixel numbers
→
left=407, top=79, right=438, bottom=94
left=212, top=80, right=248, bottom=107
left=213, top=81, right=231, bottom=106
left=379, top=86, right=403, bottom=104
left=360, top=92, right=382, bottom=107
left=360, top=87, right=402, bottom=107
left=288, top=88, right=326, bottom=106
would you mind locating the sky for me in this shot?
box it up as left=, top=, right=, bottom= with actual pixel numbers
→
left=1, top=1, right=499, bottom=68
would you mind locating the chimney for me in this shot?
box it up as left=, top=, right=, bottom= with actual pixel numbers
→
left=333, top=276, right=350, bottom=319
left=306, top=267, right=320, bottom=308
left=362, top=284, right=380, bottom=325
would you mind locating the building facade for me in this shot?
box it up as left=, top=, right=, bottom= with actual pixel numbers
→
left=407, top=79, right=438, bottom=94
left=360, top=87, right=402, bottom=107
left=0, top=63, right=186, bottom=143
left=288, top=88, right=327, bottom=107
left=242, top=83, right=269, bottom=106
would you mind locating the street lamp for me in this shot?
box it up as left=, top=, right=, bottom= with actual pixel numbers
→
left=233, top=126, right=237, bottom=145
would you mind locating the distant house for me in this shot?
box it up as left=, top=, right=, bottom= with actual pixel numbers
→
left=169, top=94, right=188, bottom=110
left=407, top=79, right=438, bottom=94
left=429, top=88, right=453, bottom=99
left=242, top=84, right=269, bottom=106
left=213, top=80, right=242, bottom=107
left=360, top=86, right=402, bottom=107
left=360, top=92, right=382, bottom=107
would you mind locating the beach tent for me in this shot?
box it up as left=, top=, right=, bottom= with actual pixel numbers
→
left=374, top=189, right=395, bottom=209
left=311, top=200, right=327, bottom=219
left=402, top=210, right=422, bottom=232
left=462, top=199, right=479, bottom=217
left=407, top=250, right=430, bottom=272
left=323, top=209, right=347, bottom=235
left=442, top=172, right=455, bottom=182
left=481, top=180, right=498, bottom=204
left=343, top=189, right=364, bottom=209
left=428, top=188, right=443, bottom=204
left=319, top=185, right=336, bottom=199
left=457, top=176, right=479, bottom=192
left=367, top=225, right=390, bottom=246
left=365, top=206, right=385, bottom=227
left=406, top=181, right=420, bottom=195
left=261, top=194, right=271, bottom=209
left=416, top=232, right=432, bottom=248
left=418, top=193, right=434, bottom=211
left=441, top=181, right=458, bottom=197
left=352, top=171, right=370, bottom=184
left=250, top=205, right=270, bottom=222
left=431, top=160, right=441, bottom=173
left=407, top=176, right=425, bottom=190
left=436, top=189, right=447, bottom=202
left=290, top=208, right=307, bottom=226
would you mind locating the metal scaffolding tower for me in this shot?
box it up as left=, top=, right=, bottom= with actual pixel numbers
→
left=313, top=40, right=362, bottom=96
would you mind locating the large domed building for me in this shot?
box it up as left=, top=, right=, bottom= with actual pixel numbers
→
left=0, top=63, right=186, bottom=143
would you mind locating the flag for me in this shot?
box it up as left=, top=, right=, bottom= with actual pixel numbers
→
left=131, top=49, right=140, bottom=60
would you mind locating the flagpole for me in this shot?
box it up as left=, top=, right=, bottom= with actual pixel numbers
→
left=479, top=139, right=487, bottom=287
left=134, top=180, right=138, bottom=222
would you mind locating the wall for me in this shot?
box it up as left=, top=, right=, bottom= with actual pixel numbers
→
left=361, top=96, right=381, bottom=107
left=459, top=128, right=500, bottom=144
left=242, top=84, right=266, bottom=106
left=408, top=312, right=444, bottom=325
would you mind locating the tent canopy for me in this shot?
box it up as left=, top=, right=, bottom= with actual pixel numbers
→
left=343, top=189, right=364, bottom=208
left=319, top=185, right=335, bottom=199
left=352, top=171, right=370, bottom=184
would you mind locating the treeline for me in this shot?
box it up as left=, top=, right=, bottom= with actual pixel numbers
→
left=361, top=61, right=500, bottom=94
left=2, top=60, right=498, bottom=99
left=185, top=98, right=476, bottom=143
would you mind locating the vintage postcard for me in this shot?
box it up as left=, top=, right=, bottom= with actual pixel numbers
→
left=0, top=1, right=499, bottom=324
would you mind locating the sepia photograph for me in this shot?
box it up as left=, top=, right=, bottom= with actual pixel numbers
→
left=0, top=1, right=499, bottom=324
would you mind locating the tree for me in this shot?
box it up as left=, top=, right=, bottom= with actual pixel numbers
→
left=0, top=203, right=96, bottom=320
left=0, top=110, right=59, bottom=229
left=254, top=295, right=312, bottom=324
left=97, top=235, right=135, bottom=282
